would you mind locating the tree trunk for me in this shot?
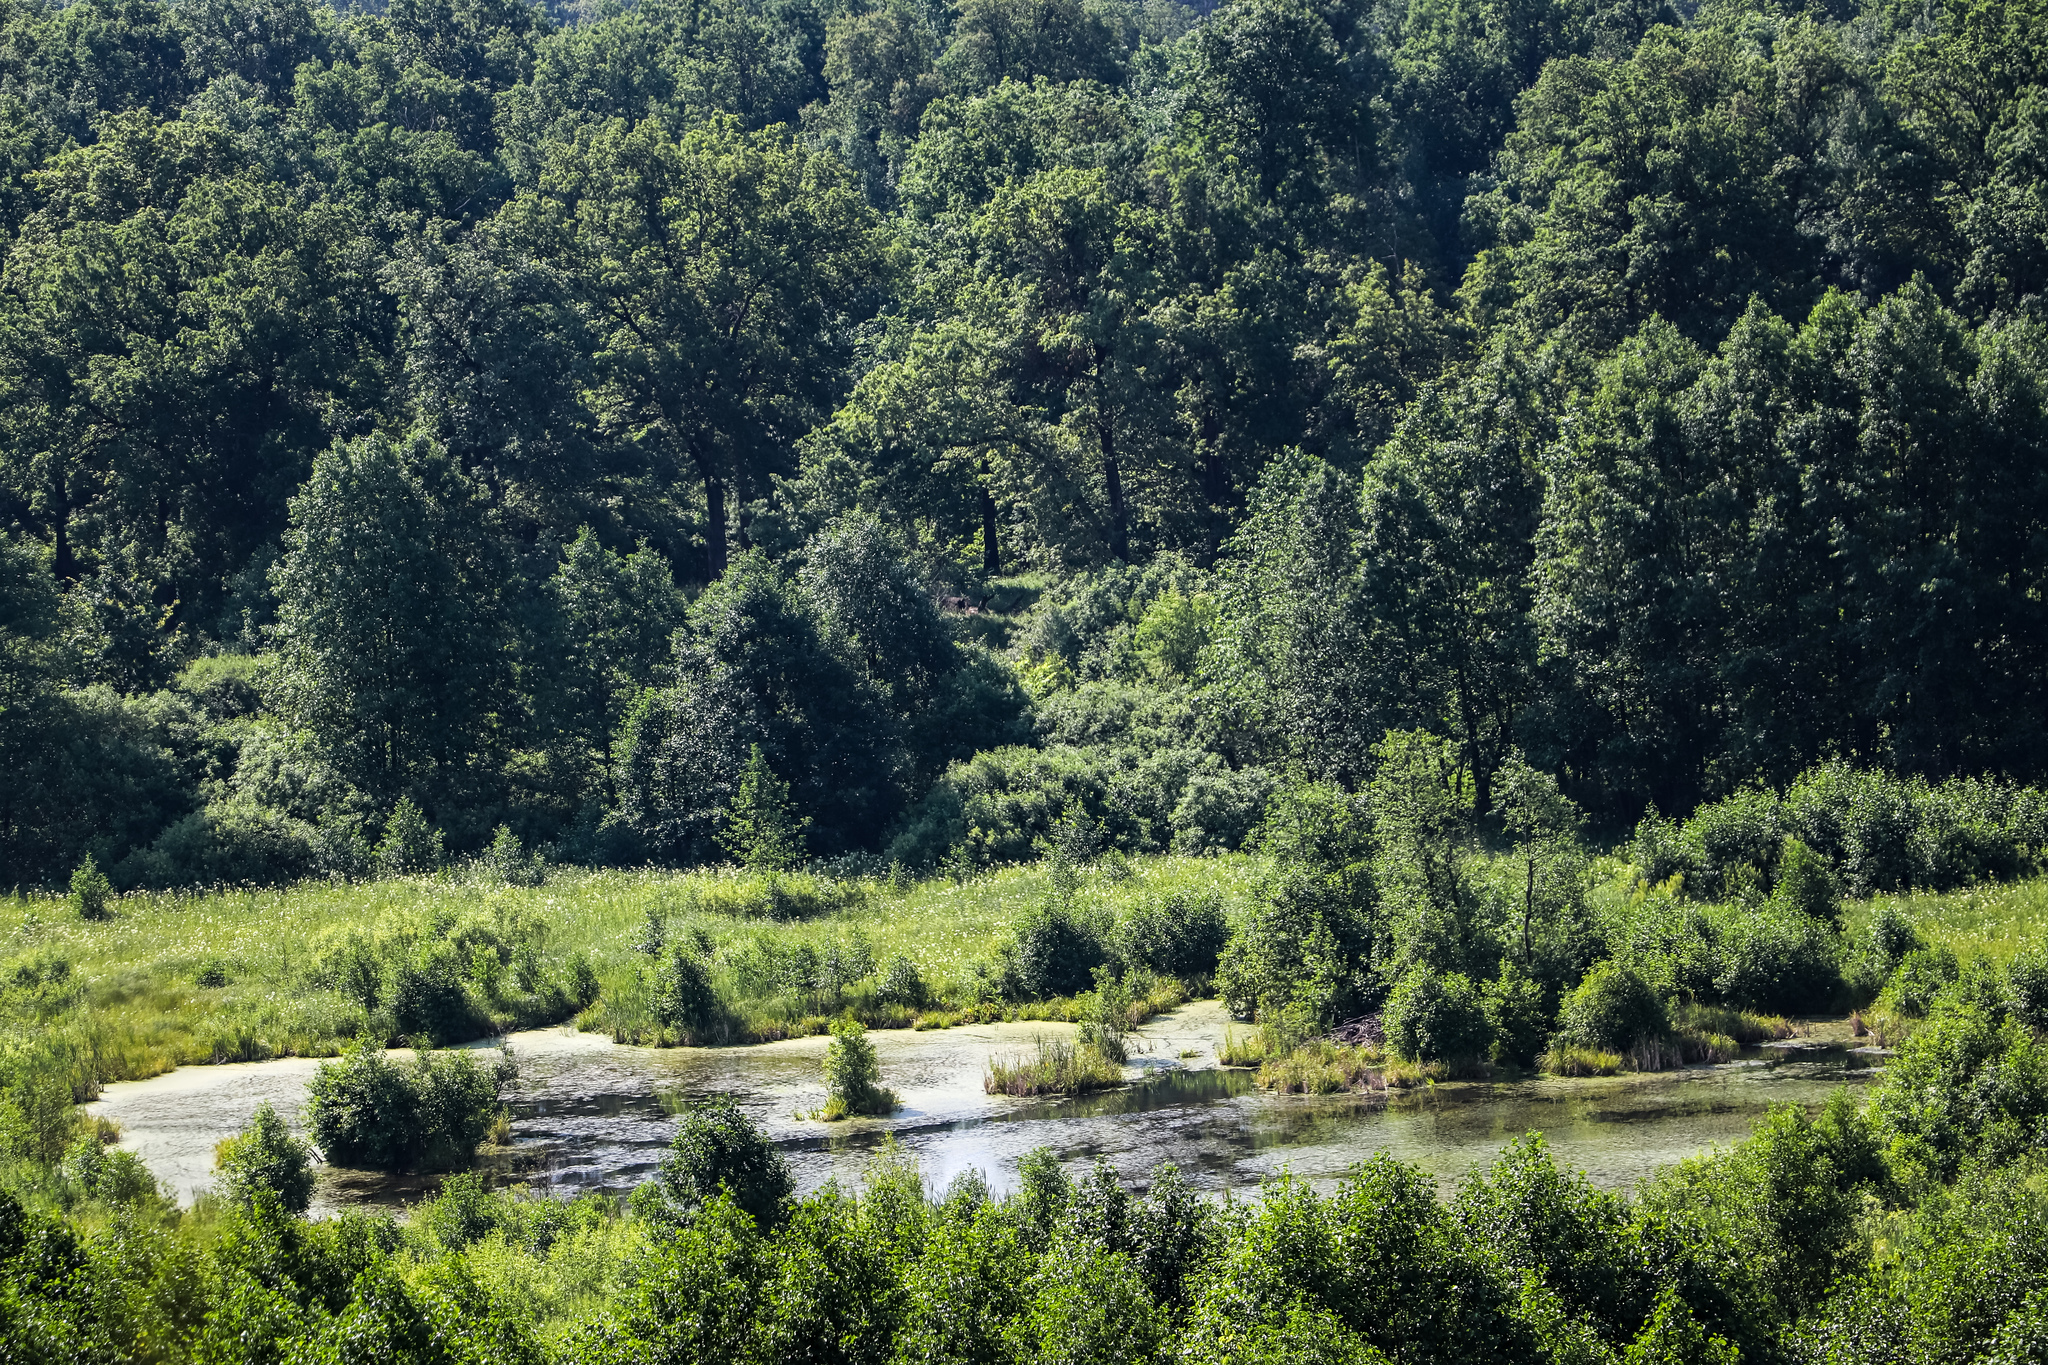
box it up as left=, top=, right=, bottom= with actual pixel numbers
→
left=1199, top=407, right=1227, bottom=567
left=1524, top=856, right=1534, bottom=965
left=704, top=472, right=728, bottom=581
left=1457, top=663, right=1488, bottom=821
left=50, top=477, right=73, bottom=583
left=980, top=463, right=1001, bottom=575
left=1095, top=350, right=1128, bottom=562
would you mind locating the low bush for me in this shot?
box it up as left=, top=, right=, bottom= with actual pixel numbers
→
left=70, top=856, right=112, bottom=921
left=60, top=1137, right=163, bottom=1208
left=820, top=1019, right=896, bottom=1119
left=1113, top=889, right=1229, bottom=980
left=389, top=945, right=481, bottom=1043
left=637, top=1094, right=793, bottom=1229
left=305, top=1042, right=514, bottom=1173
left=1384, top=966, right=1493, bottom=1065
left=1557, top=961, right=1667, bottom=1054
left=877, top=955, right=928, bottom=1007
left=1007, top=903, right=1108, bottom=1000
left=1713, top=902, right=1842, bottom=1014
left=1483, top=961, right=1553, bottom=1068
left=214, top=1101, right=317, bottom=1212
left=1879, top=945, right=1960, bottom=1018
left=651, top=947, right=719, bottom=1038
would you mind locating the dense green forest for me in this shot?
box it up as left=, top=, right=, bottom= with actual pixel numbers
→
left=4, top=0, right=2047, bottom=893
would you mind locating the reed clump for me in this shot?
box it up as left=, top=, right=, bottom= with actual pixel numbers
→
left=1255, top=1040, right=1385, bottom=1094
left=1542, top=1044, right=1623, bottom=1077
left=1218, top=1024, right=1273, bottom=1067
left=983, top=1036, right=1123, bottom=1096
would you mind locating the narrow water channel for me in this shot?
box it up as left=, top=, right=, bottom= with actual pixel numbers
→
left=84, top=1001, right=1884, bottom=1211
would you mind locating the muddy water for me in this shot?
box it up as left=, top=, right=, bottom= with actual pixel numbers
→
left=84, top=1002, right=1883, bottom=1211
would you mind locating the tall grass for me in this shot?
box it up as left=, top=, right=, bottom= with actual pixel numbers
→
left=0, top=855, right=1250, bottom=1084
left=1255, top=1040, right=1385, bottom=1094
left=1845, top=877, right=2048, bottom=966
left=983, top=1037, right=1124, bottom=1096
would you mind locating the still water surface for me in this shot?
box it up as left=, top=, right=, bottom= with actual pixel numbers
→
left=84, top=1001, right=1883, bottom=1211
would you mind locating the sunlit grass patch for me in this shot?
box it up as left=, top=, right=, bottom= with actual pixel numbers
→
left=0, top=854, right=1249, bottom=1083
left=983, top=1036, right=1123, bottom=1096
left=1542, top=1045, right=1622, bottom=1077
left=1847, top=876, right=2048, bottom=966
left=1255, top=1040, right=1384, bottom=1095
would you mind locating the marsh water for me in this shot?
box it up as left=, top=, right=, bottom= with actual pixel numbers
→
left=84, top=1001, right=1885, bottom=1211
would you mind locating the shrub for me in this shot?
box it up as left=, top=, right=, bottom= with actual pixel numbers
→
left=214, top=1102, right=316, bottom=1212
left=2011, top=944, right=2048, bottom=1033
left=1384, top=967, right=1493, bottom=1065
left=1713, top=903, right=1841, bottom=1014
left=388, top=945, right=478, bottom=1043
left=1010, top=904, right=1106, bottom=1000
left=720, top=744, right=809, bottom=872
left=1869, top=903, right=1923, bottom=967
left=652, top=947, right=718, bottom=1035
left=1683, top=788, right=1786, bottom=901
left=1882, top=946, right=1960, bottom=1017
left=1557, top=961, right=1667, bottom=1053
left=821, top=1019, right=895, bottom=1119
left=1077, top=968, right=1134, bottom=1063
left=305, top=1042, right=512, bottom=1173
left=195, top=957, right=231, bottom=988
left=1628, top=806, right=1694, bottom=888
left=877, top=955, right=928, bottom=1008
left=480, top=825, right=545, bottom=887
left=375, top=797, right=443, bottom=875
left=1168, top=764, right=1277, bottom=855
left=70, top=856, right=112, bottom=921
left=641, top=1094, right=793, bottom=1229
left=1771, top=838, right=1840, bottom=923
left=60, top=1136, right=162, bottom=1207
left=566, top=953, right=602, bottom=1010
left=1115, top=890, right=1229, bottom=979
left=1483, top=961, right=1553, bottom=1068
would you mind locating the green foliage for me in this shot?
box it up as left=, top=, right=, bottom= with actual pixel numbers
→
left=652, top=946, right=719, bottom=1037
left=1113, top=889, right=1229, bottom=980
left=720, top=745, right=810, bottom=873
left=68, top=856, right=111, bottom=921
left=270, top=432, right=511, bottom=808
left=304, top=1042, right=513, bottom=1174
left=1482, top=960, right=1553, bottom=1068
left=1006, top=903, right=1107, bottom=1001
left=213, top=1101, right=316, bottom=1213
left=1382, top=965, right=1492, bottom=1065
left=821, top=1018, right=896, bottom=1119
left=641, top=1094, right=793, bottom=1231
left=1217, top=780, right=1375, bottom=1028
left=1132, top=590, right=1216, bottom=681
left=376, top=798, right=445, bottom=877
left=1558, top=961, right=1667, bottom=1054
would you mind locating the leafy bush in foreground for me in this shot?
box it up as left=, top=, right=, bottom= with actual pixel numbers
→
left=637, top=1094, right=794, bottom=1231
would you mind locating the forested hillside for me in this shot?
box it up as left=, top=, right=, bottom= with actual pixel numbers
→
left=3, top=0, right=2046, bottom=889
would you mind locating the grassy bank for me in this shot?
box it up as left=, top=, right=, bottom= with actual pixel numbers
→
left=0, top=855, right=1253, bottom=1087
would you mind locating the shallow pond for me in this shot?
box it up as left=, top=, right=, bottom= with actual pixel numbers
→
left=85, top=1001, right=1884, bottom=1211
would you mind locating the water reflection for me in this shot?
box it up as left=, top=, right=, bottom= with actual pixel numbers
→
left=85, top=1001, right=1882, bottom=1211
